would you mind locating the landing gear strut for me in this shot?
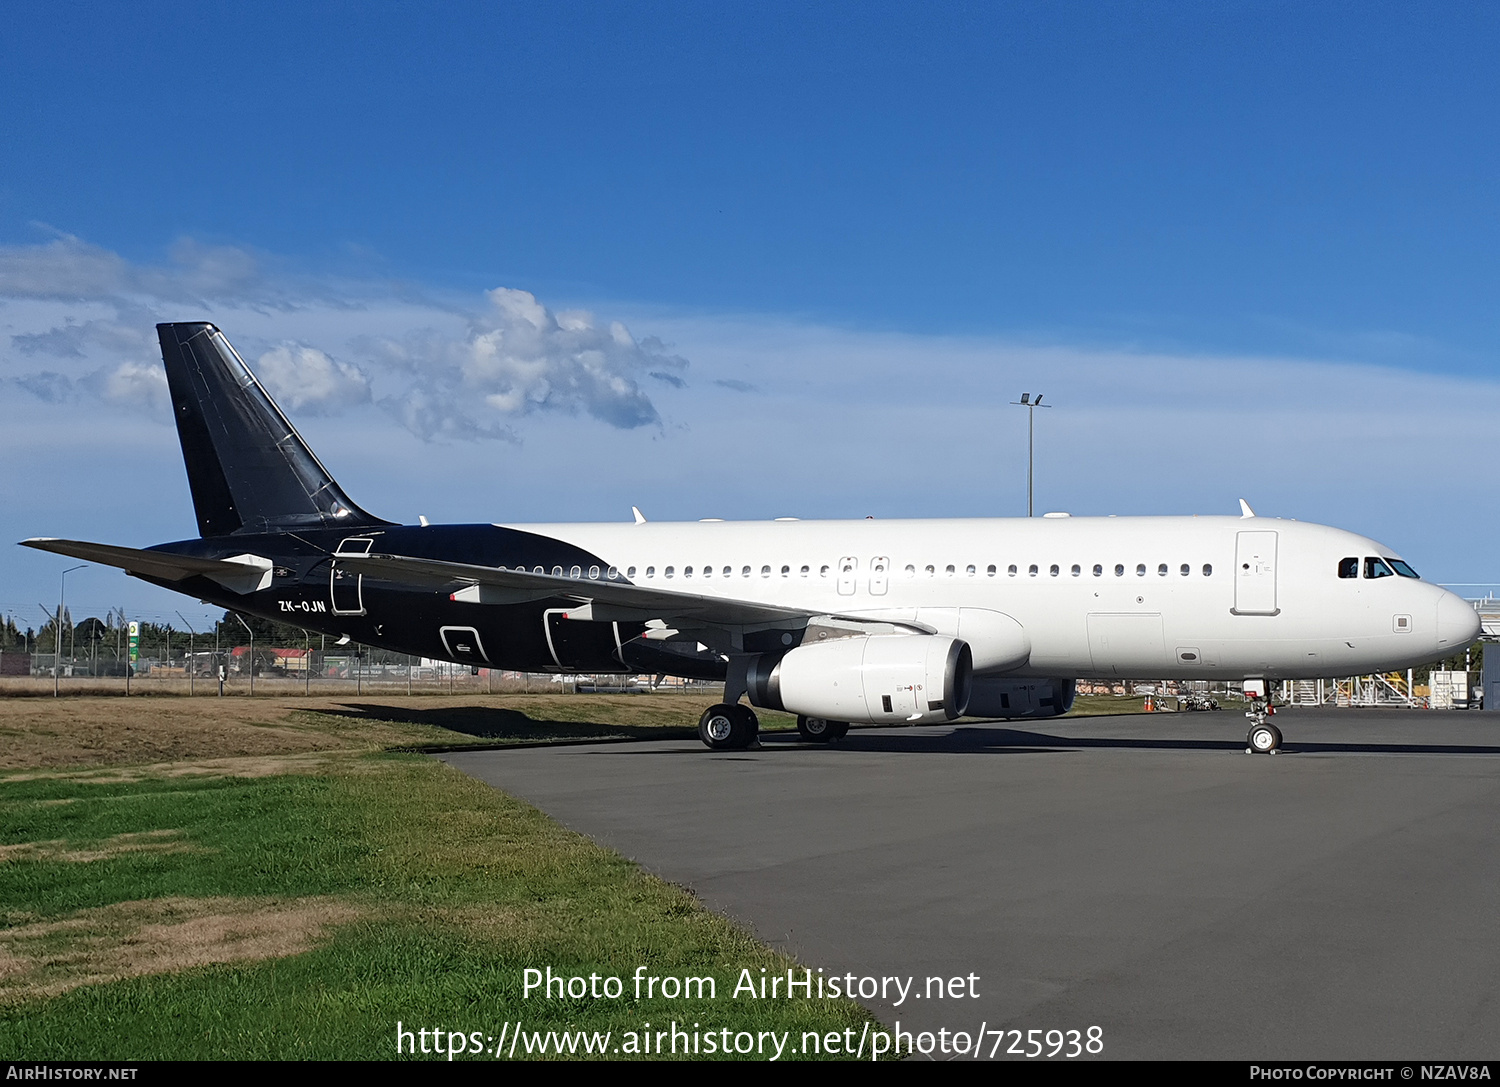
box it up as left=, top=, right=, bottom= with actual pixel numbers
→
left=699, top=703, right=759, bottom=750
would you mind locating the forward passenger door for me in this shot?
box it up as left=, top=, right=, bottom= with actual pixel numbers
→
left=1233, top=531, right=1279, bottom=616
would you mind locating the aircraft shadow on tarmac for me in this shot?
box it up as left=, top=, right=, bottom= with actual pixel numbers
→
left=318, top=702, right=700, bottom=744
left=746, top=724, right=1500, bottom=757
left=323, top=703, right=1500, bottom=758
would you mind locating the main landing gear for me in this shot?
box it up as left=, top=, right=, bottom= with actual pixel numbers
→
left=698, top=703, right=759, bottom=751
left=796, top=715, right=850, bottom=743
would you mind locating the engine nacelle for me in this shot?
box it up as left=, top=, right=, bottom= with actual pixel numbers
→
left=749, top=635, right=973, bottom=724
left=965, top=677, right=1076, bottom=719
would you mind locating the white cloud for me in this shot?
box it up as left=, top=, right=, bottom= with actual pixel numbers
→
left=256, top=344, right=371, bottom=414
left=0, top=237, right=687, bottom=442
left=0, top=232, right=273, bottom=304
left=357, top=287, right=688, bottom=438
left=99, top=360, right=169, bottom=413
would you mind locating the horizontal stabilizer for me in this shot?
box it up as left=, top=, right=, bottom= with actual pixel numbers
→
left=20, top=538, right=274, bottom=594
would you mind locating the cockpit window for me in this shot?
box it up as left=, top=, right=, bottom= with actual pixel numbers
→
left=1388, top=558, right=1420, bottom=579
left=1364, top=557, right=1394, bottom=579
left=1337, top=557, right=1359, bottom=579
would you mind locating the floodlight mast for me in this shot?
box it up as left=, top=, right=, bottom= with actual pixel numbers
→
left=1009, top=393, right=1052, bottom=517
left=55, top=564, right=85, bottom=697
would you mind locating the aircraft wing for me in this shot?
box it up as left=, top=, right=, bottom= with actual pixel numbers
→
left=350, top=551, right=817, bottom=629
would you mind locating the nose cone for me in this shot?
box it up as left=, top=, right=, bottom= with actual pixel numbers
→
left=1436, top=591, right=1482, bottom=652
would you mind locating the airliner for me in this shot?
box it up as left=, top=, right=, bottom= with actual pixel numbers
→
left=21, top=323, right=1481, bottom=754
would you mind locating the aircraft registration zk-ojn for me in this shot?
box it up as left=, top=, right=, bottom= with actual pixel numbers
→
left=22, top=323, right=1481, bottom=753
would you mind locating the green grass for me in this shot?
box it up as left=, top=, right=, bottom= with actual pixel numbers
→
left=0, top=751, right=875, bottom=1059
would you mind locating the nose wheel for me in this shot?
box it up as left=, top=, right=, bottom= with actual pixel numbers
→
left=1246, top=721, right=1282, bottom=754
left=1244, top=696, right=1282, bottom=754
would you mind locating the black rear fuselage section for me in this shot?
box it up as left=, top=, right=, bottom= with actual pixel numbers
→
left=141, top=523, right=725, bottom=677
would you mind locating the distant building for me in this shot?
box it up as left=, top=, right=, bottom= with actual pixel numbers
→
left=228, top=646, right=310, bottom=672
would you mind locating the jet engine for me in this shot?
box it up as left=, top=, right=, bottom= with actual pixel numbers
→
left=748, top=634, right=973, bottom=724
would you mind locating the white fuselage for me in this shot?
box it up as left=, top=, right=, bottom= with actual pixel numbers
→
left=515, top=514, right=1479, bottom=680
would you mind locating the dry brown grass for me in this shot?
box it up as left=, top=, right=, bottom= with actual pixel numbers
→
left=0, top=830, right=208, bottom=864
left=0, top=692, right=736, bottom=772
left=0, top=896, right=359, bottom=1003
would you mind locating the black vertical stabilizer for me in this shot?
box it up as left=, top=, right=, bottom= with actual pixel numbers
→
left=157, top=323, right=392, bottom=537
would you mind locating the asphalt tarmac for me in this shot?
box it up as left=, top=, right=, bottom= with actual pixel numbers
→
left=441, top=707, right=1500, bottom=1060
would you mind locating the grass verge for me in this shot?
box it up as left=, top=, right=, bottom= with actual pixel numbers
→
left=0, top=697, right=871, bottom=1060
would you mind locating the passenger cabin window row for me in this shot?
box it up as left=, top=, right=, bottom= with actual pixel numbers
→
left=581, top=561, right=1218, bottom=580
left=1337, top=556, right=1420, bottom=580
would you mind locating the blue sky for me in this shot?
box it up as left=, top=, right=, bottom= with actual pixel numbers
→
left=2, top=2, right=1498, bottom=626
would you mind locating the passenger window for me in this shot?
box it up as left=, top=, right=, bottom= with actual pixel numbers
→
left=569, top=565, right=582, bottom=578
left=945, top=564, right=956, bottom=576
left=761, top=565, right=771, bottom=577
left=702, top=565, right=711, bottom=578
left=966, top=564, right=976, bottom=576
left=1364, top=557, right=1394, bottom=579
left=552, top=566, right=563, bottom=576
left=625, top=566, right=635, bottom=578
left=1049, top=564, right=1059, bottom=577
left=1202, top=564, right=1212, bottom=576
left=1008, top=564, right=1018, bottom=577
left=589, top=565, right=600, bottom=579
left=781, top=565, right=790, bottom=577
left=723, top=566, right=732, bottom=577
left=905, top=564, right=915, bottom=576
left=1158, top=564, right=1168, bottom=577
left=1093, top=564, right=1103, bottom=577
left=665, top=566, right=675, bottom=578
left=820, top=565, right=830, bottom=576
left=800, top=565, right=809, bottom=576
left=1028, top=564, right=1038, bottom=577
left=1180, top=564, right=1189, bottom=576
left=609, top=566, right=620, bottom=579
left=925, top=565, right=935, bottom=577
left=742, top=565, right=751, bottom=577
left=987, top=564, right=996, bottom=577
left=684, top=566, right=693, bottom=577
left=646, top=566, right=655, bottom=578
left=1115, top=564, right=1125, bottom=577
left=1337, top=557, right=1359, bottom=579
left=1136, top=564, right=1146, bottom=577
left=1071, top=564, right=1081, bottom=577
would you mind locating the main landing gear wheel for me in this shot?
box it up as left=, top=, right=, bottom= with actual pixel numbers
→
left=1246, top=722, right=1282, bottom=755
left=797, top=715, right=848, bottom=743
left=699, top=703, right=759, bottom=751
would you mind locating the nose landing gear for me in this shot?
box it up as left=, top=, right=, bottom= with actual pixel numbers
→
left=1244, top=695, right=1282, bottom=754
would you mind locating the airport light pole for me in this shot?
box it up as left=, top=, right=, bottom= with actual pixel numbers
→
left=55, top=564, right=85, bottom=696
left=1009, top=393, right=1051, bottom=517
left=175, top=612, right=197, bottom=697
left=233, top=612, right=255, bottom=696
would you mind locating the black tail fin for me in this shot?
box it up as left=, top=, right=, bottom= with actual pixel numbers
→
left=157, top=322, right=391, bottom=537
